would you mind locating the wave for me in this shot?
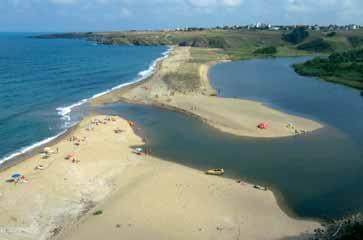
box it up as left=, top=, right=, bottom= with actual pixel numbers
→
left=0, top=128, right=69, bottom=165
left=0, top=46, right=173, bottom=166
left=56, top=46, right=173, bottom=120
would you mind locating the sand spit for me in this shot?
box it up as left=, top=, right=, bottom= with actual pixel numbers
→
left=92, top=46, right=322, bottom=138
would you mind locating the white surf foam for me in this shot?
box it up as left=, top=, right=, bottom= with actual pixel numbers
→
left=0, top=46, right=173, bottom=166
left=57, top=46, right=173, bottom=120
left=0, top=129, right=68, bottom=165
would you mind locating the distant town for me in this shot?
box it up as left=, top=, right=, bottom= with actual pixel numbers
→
left=150, top=23, right=362, bottom=32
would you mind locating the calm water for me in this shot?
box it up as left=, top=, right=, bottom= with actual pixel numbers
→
left=0, top=33, right=167, bottom=163
left=98, top=57, right=363, bottom=220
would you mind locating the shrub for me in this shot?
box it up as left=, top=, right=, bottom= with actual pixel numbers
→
left=311, top=213, right=363, bottom=240
left=326, top=32, right=337, bottom=37
left=93, top=210, right=103, bottom=216
left=348, top=36, right=363, bottom=48
left=282, top=27, right=309, bottom=44
left=253, top=46, right=277, bottom=55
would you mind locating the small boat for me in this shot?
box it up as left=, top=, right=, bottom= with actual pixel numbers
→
left=35, top=165, right=45, bottom=170
left=253, top=185, right=268, bottom=191
left=132, top=147, right=143, bottom=155
left=205, top=168, right=224, bottom=176
left=128, top=121, right=135, bottom=127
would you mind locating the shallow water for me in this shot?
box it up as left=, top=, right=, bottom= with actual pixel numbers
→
left=98, top=57, right=363, bottom=220
left=0, top=33, right=167, bottom=163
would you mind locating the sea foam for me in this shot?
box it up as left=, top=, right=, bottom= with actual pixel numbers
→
left=56, top=46, right=172, bottom=120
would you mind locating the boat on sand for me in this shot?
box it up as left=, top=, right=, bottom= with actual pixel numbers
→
left=205, top=168, right=225, bottom=176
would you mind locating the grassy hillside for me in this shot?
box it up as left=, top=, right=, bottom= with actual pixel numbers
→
left=37, top=29, right=363, bottom=60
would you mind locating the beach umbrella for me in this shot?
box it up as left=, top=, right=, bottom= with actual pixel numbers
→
left=65, top=153, right=75, bottom=160
left=43, top=147, right=51, bottom=152
left=11, top=173, right=22, bottom=179
left=257, top=122, right=269, bottom=129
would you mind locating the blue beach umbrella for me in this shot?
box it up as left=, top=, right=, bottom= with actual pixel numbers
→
left=11, top=173, right=22, bottom=179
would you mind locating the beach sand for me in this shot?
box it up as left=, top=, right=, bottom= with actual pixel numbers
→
left=0, top=115, right=142, bottom=239
left=93, top=46, right=322, bottom=138
left=0, top=115, right=320, bottom=240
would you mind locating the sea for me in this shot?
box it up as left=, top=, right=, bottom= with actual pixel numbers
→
left=0, top=32, right=169, bottom=165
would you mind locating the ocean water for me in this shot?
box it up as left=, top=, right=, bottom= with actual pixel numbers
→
left=0, top=33, right=168, bottom=164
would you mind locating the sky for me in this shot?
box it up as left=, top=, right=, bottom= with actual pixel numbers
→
left=1, top=0, right=363, bottom=32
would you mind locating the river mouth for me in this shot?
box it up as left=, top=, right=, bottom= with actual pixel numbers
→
left=97, top=57, right=363, bottom=221
left=96, top=102, right=355, bottom=221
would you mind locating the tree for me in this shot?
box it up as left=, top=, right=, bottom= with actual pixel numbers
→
left=282, top=27, right=309, bottom=44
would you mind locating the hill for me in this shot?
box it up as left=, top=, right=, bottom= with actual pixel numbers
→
left=35, top=29, right=363, bottom=60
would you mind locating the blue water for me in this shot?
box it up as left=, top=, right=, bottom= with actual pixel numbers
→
left=94, top=57, right=363, bottom=220
left=0, top=33, right=167, bottom=163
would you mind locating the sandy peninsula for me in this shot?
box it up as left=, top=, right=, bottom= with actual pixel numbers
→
left=0, top=115, right=319, bottom=240
left=93, top=46, right=322, bottom=138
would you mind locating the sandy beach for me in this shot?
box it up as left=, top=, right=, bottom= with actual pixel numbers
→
left=0, top=115, right=320, bottom=240
left=93, top=46, right=322, bottom=138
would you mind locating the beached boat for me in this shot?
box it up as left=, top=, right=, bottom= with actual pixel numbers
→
left=205, top=168, right=224, bottom=176
left=132, top=147, right=143, bottom=155
left=254, top=185, right=268, bottom=191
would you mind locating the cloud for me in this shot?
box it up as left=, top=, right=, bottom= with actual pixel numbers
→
left=222, top=0, right=243, bottom=7
left=1, top=0, right=363, bottom=32
left=120, top=7, right=132, bottom=17
left=285, top=0, right=363, bottom=24
left=186, top=0, right=242, bottom=8
left=50, top=0, right=80, bottom=4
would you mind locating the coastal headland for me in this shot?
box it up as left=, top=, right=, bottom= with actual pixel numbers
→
left=93, top=46, right=322, bottom=138
left=0, top=115, right=319, bottom=240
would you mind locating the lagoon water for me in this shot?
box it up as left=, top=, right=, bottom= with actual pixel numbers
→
left=99, top=57, right=363, bottom=220
left=0, top=33, right=167, bottom=163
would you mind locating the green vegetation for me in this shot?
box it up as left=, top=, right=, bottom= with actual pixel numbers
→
left=311, top=213, right=363, bottom=240
left=348, top=36, right=363, bottom=48
left=297, top=38, right=333, bottom=52
left=253, top=46, right=277, bottom=55
left=293, top=48, right=363, bottom=89
left=37, top=29, right=363, bottom=62
left=93, top=210, right=103, bottom=215
left=282, top=27, right=309, bottom=44
left=326, top=32, right=337, bottom=37
left=163, top=48, right=226, bottom=93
